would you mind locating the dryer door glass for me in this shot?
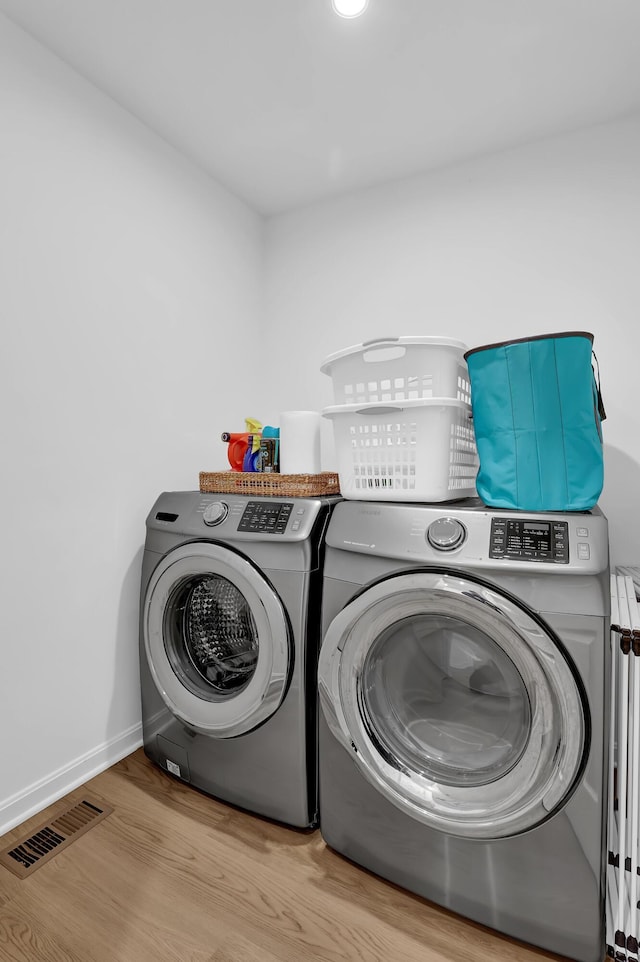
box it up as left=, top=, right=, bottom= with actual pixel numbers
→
left=360, top=614, right=531, bottom=788
left=318, top=569, right=587, bottom=839
left=144, top=543, right=291, bottom=738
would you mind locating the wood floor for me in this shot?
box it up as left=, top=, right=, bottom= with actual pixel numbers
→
left=0, top=749, right=586, bottom=962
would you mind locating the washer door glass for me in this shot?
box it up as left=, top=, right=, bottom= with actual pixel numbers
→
left=168, top=574, right=259, bottom=696
left=144, top=542, right=291, bottom=737
left=318, top=570, right=587, bottom=839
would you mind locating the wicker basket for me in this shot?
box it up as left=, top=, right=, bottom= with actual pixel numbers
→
left=199, top=471, right=340, bottom=497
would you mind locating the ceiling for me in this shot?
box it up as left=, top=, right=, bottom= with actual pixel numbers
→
left=2, top=0, right=640, bottom=215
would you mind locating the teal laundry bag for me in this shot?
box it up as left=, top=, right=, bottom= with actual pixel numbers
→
left=464, top=332, right=605, bottom=511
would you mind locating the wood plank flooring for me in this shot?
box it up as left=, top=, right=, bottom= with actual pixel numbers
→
left=0, top=749, right=589, bottom=962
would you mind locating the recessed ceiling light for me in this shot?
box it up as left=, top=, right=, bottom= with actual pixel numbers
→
left=332, top=0, right=369, bottom=18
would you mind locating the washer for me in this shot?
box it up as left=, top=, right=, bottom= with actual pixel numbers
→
left=140, top=490, right=338, bottom=828
left=318, top=499, right=610, bottom=962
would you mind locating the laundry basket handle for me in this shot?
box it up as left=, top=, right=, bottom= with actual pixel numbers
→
left=592, top=351, right=606, bottom=421
left=361, top=338, right=406, bottom=364
left=362, top=337, right=400, bottom=347
left=355, top=406, right=405, bottom=416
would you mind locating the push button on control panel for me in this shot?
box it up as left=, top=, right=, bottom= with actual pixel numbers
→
left=291, top=507, right=306, bottom=532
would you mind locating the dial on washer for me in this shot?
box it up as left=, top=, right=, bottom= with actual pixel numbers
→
left=427, top=517, right=466, bottom=551
left=203, top=501, right=229, bottom=526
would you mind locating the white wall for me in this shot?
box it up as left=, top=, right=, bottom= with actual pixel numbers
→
left=0, top=16, right=264, bottom=833
left=3, top=12, right=640, bottom=837
left=264, top=115, right=640, bottom=566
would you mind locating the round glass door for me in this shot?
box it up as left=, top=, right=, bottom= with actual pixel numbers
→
left=318, top=570, right=587, bottom=839
left=165, top=574, right=259, bottom=697
left=360, top=614, right=532, bottom=787
left=144, top=542, right=291, bottom=737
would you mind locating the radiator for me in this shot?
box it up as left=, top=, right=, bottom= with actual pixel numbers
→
left=608, top=567, right=640, bottom=961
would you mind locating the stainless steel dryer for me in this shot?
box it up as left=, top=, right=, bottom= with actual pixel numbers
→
left=318, top=499, right=610, bottom=962
left=140, top=490, right=338, bottom=828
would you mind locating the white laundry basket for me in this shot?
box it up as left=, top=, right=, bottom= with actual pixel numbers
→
left=323, top=398, right=478, bottom=502
left=320, top=336, right=471, bottom=406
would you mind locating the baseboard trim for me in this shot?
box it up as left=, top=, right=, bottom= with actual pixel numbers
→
left=0, top=723, right=143, bottom=837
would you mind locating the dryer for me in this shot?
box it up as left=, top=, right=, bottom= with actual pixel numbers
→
left=318, top=499, right=610, bottom=962
left=140, top=490, right=338, bottom=828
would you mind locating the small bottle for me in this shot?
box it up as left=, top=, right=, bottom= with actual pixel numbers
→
left=242, top=436, right=261, bottom=472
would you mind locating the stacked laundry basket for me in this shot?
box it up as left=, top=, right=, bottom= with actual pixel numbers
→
left=320, top=336, right=478, bottom=501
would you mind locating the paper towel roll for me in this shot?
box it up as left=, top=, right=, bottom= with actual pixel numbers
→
left=279, top=411, right=322, bottom=475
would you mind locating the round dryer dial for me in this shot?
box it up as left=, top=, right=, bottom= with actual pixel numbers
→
left=427, top=517, right=466, bottom=551
left=203, top=501, right=229, bottom=526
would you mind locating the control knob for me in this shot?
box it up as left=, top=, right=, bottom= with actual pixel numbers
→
left=203, top=501, right=229, bottom=526
left=427, top=517, right=466, bottom=551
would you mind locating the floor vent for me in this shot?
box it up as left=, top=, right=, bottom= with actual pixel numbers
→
left=0, top=797, right=113, bottom=879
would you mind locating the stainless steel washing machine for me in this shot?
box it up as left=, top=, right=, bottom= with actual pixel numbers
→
left=318, top=499, right=610, bottom=962
left=140, top=490, right=338, bottom=828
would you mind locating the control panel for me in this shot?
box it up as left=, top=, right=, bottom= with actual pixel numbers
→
left=238, top=500, right=294, bottom=534
left=489, top=517, right=569, bottom=563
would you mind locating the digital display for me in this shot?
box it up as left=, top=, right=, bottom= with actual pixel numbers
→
left=509, top=520, right=551, bottom=550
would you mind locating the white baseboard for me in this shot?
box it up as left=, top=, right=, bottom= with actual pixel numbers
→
left=0, top=723, right=143, bottom=838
